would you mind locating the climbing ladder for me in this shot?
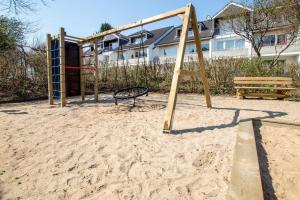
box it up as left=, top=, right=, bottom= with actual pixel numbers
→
left=51, top=39, right=61, bottom=100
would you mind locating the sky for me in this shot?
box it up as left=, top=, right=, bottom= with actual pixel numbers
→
left=3, top=0, right=232, bottom=43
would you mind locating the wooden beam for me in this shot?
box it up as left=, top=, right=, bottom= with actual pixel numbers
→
left=81, top=6, right=186, bottom=44
left=93, top=42, right=99, bottom=102
left=59, top=27, right=66, bottom=107
left=46, top=34, right=53, bottom=105
left=79, top=45, right=85, bottom=101
left=65, top=35, right=84, bottom=41
left=190, top=6, right=212, bottom=108
left=163, top=4, right=192, bottom=133
left=177, top=14, right=185, bottom=20
left=227, top=121, right=264, bottom=200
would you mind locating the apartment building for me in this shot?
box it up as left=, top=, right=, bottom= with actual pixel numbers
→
left=96, top=2, right=300, bottom=65
left=98, top=27, right=173, bottom=65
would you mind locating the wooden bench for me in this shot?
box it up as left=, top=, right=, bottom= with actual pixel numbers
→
left=234, top=77, right=296, bottom=99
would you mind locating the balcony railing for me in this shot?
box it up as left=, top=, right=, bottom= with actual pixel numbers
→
left=100, top=46, right=118, bottom=52
left=211, top=48, right=248, bottom=58
left=259, top=43, right=300, bottom=55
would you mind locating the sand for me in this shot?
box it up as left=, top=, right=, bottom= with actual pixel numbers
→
left=0, top=93, right=299, bottom=200
left=255, top=123, right=300, bottom=200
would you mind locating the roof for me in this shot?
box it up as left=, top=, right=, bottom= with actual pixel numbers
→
left=212, top=1, right=253, bottom=19
left=156, top=20, right=214, bottom=46
left=102, top=33, right=128, bottom=42
left=122, top=26, right=174, bottom=49
left=128, top=30, right=153, bottom=38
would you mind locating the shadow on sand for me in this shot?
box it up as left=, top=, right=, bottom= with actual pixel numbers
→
left=253, top=120, right=278, bottom=200
left=143, top=98, right=288, bottom=135
left=0, top=109, right=28, bottom=115
left=172, top=106, right=287, bottom=135
left=57, top=96, right=288, bottom=135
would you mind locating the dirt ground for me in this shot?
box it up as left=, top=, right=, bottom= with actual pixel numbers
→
left=0, top=93, right=299, bottom=200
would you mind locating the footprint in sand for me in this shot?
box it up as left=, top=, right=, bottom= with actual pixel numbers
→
left=192, top=151, right=216, bottom=169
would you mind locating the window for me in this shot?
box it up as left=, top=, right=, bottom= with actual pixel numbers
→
left=176, top=29, right=182, bottom=38
left=216, top=39, right=245, bottom=51
left=235, top=39, right=245, bottom=48
left=140, top=51, right=147, bottom=57
left=186, top=44, right=195, bottom=54
left=176, top=28, right=194, bottom=37
left=135, top=50, right=147, bottom=58
left=163, top=47, right=177, bottom=56
left=202, top=43, right=209, bottom=51
left=262, top=35, right=276, bottom=46
left=217, top=41, right=224, bottom=51
left=164, top=50, right=167, bottom=56
left=108, top=43, right=113, bottom=50
left=189, top=48, right=195, bottom=53
left=225, top=40, right=235, bottom=49
left=131, top=36, right=147, bottom=45
left=200, top=23, right=207, bottom=31
left=188, top=29, right=194, bottom=37
left=277, top=34, right=287, bottom=45
left=118, top=54, right=124, bottom=60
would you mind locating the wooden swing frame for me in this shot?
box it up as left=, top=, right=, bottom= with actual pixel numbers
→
left=47, top=3, right=212, bottom=133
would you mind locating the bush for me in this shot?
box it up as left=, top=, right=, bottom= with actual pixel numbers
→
left=1, top=54, right=299, bottom=101
left=96, top=58, right=299, bottom=95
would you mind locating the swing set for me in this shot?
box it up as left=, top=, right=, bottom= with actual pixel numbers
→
left=46, top=3, right=212, bottom=133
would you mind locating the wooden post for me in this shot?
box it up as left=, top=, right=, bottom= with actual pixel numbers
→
left=190, top=6, right=212, bottom=108
left=163, top=4, right=192, bottom=133
left=46, top=34, right=54, bottom=105
left=93, top=42, right=99, bottom=102
left=79, top=45, right=85, bottom=101
left=59, top=27, right=66, bottom=107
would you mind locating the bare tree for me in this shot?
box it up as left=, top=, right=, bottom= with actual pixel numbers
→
left=0, top=0, right=50, bottom=14
left=224, top=0, right=300, bottom=67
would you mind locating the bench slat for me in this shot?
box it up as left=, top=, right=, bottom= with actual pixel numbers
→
left=243, top=93, right=286, bottom=98
left=235, top=86, right=296, bottom=90
left=234, top=80, right=293, bottom=85
left=234, top=77, right=292, bottom=81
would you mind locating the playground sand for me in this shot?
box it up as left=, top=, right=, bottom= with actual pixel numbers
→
left=255, top=123, right=300, bottom=200
left=0, top=93, right=299, bottom=200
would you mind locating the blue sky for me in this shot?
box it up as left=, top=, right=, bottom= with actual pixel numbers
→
left=3, top=0, right=232, bottom=43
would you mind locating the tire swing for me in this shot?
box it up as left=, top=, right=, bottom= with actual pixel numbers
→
left=113, top=25, right=149, bottom=106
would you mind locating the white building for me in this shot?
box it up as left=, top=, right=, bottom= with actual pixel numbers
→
left=155, top=2, right=300, bottom=65
left=95, top=2, right=300, bottom=65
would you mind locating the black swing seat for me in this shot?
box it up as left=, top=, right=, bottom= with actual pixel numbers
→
left=113, top=86, right=149, bottom=106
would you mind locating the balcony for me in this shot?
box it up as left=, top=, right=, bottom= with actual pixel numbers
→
left=211, top=48, right=249, bottom=58
left=259, top=43, right=300, bottom=56
left=100, top=46, right=118, bottom=52
left=158, top=52, right=210, bottom=64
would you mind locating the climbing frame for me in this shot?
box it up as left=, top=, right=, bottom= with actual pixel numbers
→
left=46, top=28, right=99, bottom=107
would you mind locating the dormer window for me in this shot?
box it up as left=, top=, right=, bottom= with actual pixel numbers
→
left=200, top=23, right=207, bottom=31
left=131, top=36, right=147, bottom=45
left=176, top=26, right=200, bottom=38
left=130, top=32, right=150, bottom=44
left=176, top=29, right=182, bottom=38
left=188, top=28, right=194, bottom=37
